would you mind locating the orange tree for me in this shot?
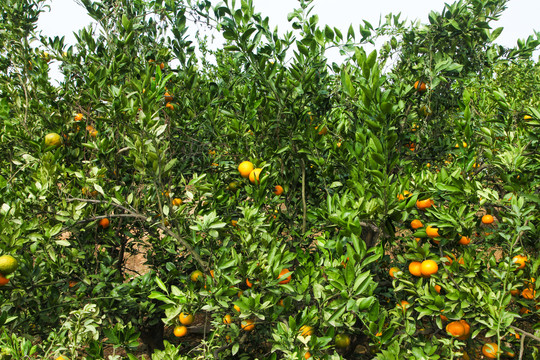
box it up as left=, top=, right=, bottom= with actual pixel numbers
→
left=0, top=0, right=539, bottom=359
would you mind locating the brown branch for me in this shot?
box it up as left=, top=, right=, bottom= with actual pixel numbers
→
left=64, top=197, right=207, bottom=270
left=300, top=158, right=307, bottom=234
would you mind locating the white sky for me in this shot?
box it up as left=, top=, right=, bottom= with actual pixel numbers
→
left=37, top=0, right=540, bottom=80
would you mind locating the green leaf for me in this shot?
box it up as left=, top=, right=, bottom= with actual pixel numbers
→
left=341, top=67, right=355, bottom=97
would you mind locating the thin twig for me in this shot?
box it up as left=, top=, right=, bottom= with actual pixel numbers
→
left=65, top=197, right=207, bottom=270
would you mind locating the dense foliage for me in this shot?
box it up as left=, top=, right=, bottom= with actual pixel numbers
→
left=0, top=0, right=539, bottom=359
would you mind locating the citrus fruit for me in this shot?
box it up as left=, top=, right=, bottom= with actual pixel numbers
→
left=74, top=113, right=83, bottom=121
left=420, top=260, right=438, bottom=277
left=164, top=92, right=173, bottom=103
left=522, top=288, right=535, bottom=300
left=482, top=342, right=498, bottom=359
left=234, top=304, right=241, bottom=312
left=410, top=219, right=423, bottom=229
left=304, top=352, right=312, bottom=359
left=249, top=168, right=263, bottom=184
left=273, top=185, right=284, bottom=195
left=414, top=80, right=427, bottom=92
left=397, top=190, right=411, bottom=200
left=241, top=319, right=255, bottom=331
left=223, top=314, right=232, bottom=324
left=56, top=356, right=69, bottom=360
left=0, top=255, right=18, bottom=275
left=512, top=255, right=527, bottom=269
left=389, top=267, right=400, bottom=278
left=172, top=198, right=183, bottom=206
left=246, top=278, right=253, bottom=288
left=399, top=300, right=410, bottom=311
left=458, top=235, right=471, bottom=245
left=166, top=102, right=174, bottom=110
left=482, top=214, right=494, bottom=224
left=318, top=126, right=328, bottom=135
left=426, top=226, right=440, bottom=238
left=278, top=268, right=291, bottom=284
left=231, top=220, right=238, bottom=227
left=408, top=261, right=422, bottom=277
left=446, top=320, right=466, bottom=339
left=524, top=115, right=532, bottom=120
left=44, top=133, right=62, bottom=147
left=238, top=161, right=254, bottom=178
left=335, top=333, right=350, bottom=349
left=0, top=274, right=9, bottom=286
left=99, top=218, right=110, bottom=229
left=440, top=310, right=448, bottom=321
left=173, top=325, right=188, bottom=337
left=179, top=312, right=193, bottom=326
left=190, top=270, right=203, bottom=282
left=434, top=285, right=442, bottom=294
left=416, top=198, right=434, bottom=210
left=299, top=325, right=314, bottom=336
left=228, top=181, right=239, bottom=191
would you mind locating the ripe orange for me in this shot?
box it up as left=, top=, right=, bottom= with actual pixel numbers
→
left=442, top=255, right=454, bottom=265
left=399, top=300, right=410, bottom=311
left=273, top=185, right=284, bottom=195
left=166, top=102, right=174, bottom=110
left=277, top=299, right=284, bottom=307
left=434, top=285, right=442, bottom=294
left=164, top=92, right=173, bottom=103
left=160, top=62, right=165, bottom=70
left=0, top=274, right=9, bottom=286
left=190, top=270, right=203, bottom=282
left=238, top=161, right=254, bottom=178
left=173, top=325, right=188, bottom=337
left=426, top=226, right=440, bottom=238
left=440, top=310, right=448, bottom=322
left=234, top=304, right=241, bottom=312
left=249, top=168, right=263, bottom=184
left=179, top=312, right=193, bottom=326
left=446, top=321, right=466, bottom=339
left=408, top=261, right=422, bottom=277
left=44, top=133, right=62, bottom=147
left=241, top=319, right=255, bottom=331
left=482, top=343, right=498, bottom=359
left=389, top=267, right=400, bottom=278
left=304, top=352, right=312, bottom=359
left=231, top=220, right=238, bottom=227
left=223, top=314, right=232, bottom=324
left=172, top=198, right=183, bottom=206
left=410, top=219, right=423, bottom=229
left=90, top=130, right=98, bottom=137
left=414, top=80, right=427, bottom=92
left=74, top=113, right=83, bottom=121
left=397, top=190, right=411, bottom=200
left=99, top=218, right=110, bottom=229
left=512, top=255, right=527, bottom=269
left=209, top=269, right=214, bottom=278
left=278, top=268, right=291, bottom=284
left=510, top=288, right=520, bottom=296
left=246, top=278, right=253, bottom=288
left=299, top=325, right=314, bottom=336
left=421, top=260, right=438, bottom=277
left=68, top=280, right=78, bottom=288
left=416, top=198, right=434, bottom=210
left=482, top=214, right=494, bottom=224
left=458, top=235, right=471, bottom=245
left=335, top=333, right=350, bottom=349
left=522, top=288, right=536, bottom=300
left=56, top=356, right=69, bottom=360
left=318, top=126, right=328, bottom=135
left=524, top=115, right=532, bottom=120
